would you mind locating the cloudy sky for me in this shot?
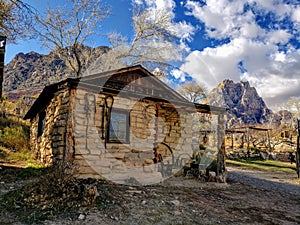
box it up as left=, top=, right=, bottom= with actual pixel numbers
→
left=5, top=0, right=300, bottom=109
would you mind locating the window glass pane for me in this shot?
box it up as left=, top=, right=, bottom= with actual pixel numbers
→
left=109, top=111, right=129, bottom=142
left=38, top=110, right=46, bottom=137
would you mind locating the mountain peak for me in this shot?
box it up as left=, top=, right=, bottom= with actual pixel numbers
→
left=12, top=51, right=42, bottom=61
left=219, top=79, right=233, bottom=86
left=206, top=80, right=271, bottom=126
left=241, top=80, right=250, bottom=87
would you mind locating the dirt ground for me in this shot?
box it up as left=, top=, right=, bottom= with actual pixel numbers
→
left=0, top=162, right=300, bottom=225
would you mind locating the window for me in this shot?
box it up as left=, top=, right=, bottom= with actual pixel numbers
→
left=108, top=110, right=129, bottom=143
left=37, top=110, right=46, bottom=137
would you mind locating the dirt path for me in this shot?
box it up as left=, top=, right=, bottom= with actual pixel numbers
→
left=1, top=164, right=300, bottom=225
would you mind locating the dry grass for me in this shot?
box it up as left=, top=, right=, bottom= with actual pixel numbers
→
left=227, top=159, right=297, bottom=173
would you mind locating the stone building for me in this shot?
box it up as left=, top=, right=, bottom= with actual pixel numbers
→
left=24, top=65, right=227, bottom=185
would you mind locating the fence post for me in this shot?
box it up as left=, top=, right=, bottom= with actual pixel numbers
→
left=296, top=118, right=300, bottom=179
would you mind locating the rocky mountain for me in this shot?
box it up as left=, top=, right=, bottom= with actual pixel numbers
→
left=3, top=45, right=109, bottom=100
left=205, top=79, right=272, bottom=126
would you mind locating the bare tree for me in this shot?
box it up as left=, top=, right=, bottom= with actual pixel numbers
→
left=86, top=4, right=184, bottom=74
left=285, top=97, right=300, bottom=119
left=129, top=6, right=180, bottom=64
left=34, top=0, right=110, bottom=77
left=177, top=81, right=207, bottom=103
left=284, top=97, right=300, bottom=140
left=0, top=0, right=35, bottom=41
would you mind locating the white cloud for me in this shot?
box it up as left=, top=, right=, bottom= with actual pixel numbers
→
left=185, top=0, right=251, bottom=39
left=241, top=74, right=300, bottom=108
left=137, top=0, right=175, bottom=11
left=292, top=7, right=300, bottom=22
left=155, top=0, right=175, bottom=10
left=180, top=38, right=269, bottom=88
left=132, top=0, right=143, bottom=5
left=180, top=48, right=241, bottom=91
left=170, top=21, right=195, bottom=42
left=268, top=30, right=292, bottom=44
left=185, top=0, right=296, bottom=42
left=240, top=23, right=265, bottom=39
left=273, top=52, right=286, bottom=62
left=255, top=0, right=295, bottom=20
left=170, top=69, right=186, bottom=82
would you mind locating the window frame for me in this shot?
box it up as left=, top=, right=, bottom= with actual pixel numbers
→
left=108, top=109, right=130, bottom=143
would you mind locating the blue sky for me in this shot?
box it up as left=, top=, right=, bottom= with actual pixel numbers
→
left=4, top=0, right=300, bottom=109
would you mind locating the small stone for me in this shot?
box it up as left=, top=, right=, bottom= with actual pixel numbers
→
left=141, top=200, right=147, bottom=205
left=209, top=171, right=216, bottom=177
left=78, top=214, right=86, bottom=220
left=111, top=216, right=119, bottom=221
left=174, top=211, right=181, bottom=216
left=171, top=200, right=180, bottom=207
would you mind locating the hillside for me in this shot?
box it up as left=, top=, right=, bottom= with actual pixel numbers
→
left=205, top=79, right=272, bottom=127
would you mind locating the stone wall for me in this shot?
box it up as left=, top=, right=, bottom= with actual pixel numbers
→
left=72, top=88, right=220, bottom=184
left=29, top=83, right=71, bottom=166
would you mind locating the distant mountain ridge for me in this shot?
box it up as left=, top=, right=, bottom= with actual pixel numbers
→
left=205, top=79, right=272, bottom=127
left=3, top=45, right=109, bottom=100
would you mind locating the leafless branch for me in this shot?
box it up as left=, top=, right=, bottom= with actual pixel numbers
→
left=33, top=0, right=110, bottom=77
left=0, top=0, right=36, bottom=42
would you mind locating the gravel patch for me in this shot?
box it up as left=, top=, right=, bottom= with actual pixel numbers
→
left=227, top=166, right=300, bottom=196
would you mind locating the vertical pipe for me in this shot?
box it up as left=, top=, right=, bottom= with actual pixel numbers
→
left=217, top=114, right=225, bottom=179
left=246, top=126, right=250, bottom=153
left=217, top=114, right=221, bottom=177
left=231, top=132, right=234, bottom=151
left=0, top=36, right=6, bottom=101
left=153, top=103, right=160, bottom=163
left=241, top=132, right=244, bottom=148
left=267, top=130, right=271, bottom=152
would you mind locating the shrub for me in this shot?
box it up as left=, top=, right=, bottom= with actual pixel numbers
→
left=0, top=126, right=29, bottom=151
